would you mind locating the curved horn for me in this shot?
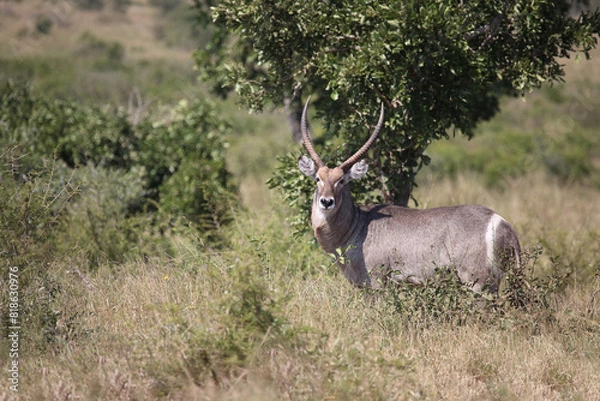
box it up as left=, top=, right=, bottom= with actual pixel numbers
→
left=339, top=102, right=385, bottom=172
left=300, top=96, right=324, bottom=167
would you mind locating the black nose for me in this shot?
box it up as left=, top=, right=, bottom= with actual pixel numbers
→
left=320, top=197, right=335, bottom=209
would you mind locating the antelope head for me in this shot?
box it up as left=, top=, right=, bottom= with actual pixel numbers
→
left=298, top=98, right=385, bottom=214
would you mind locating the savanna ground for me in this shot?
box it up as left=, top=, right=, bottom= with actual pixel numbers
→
left=1, top=1, right=600, bottom=400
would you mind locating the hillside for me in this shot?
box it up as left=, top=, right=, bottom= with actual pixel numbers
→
left=0, top=0, right=210, bottom=106
left=0, top=1, right=194, bottom=59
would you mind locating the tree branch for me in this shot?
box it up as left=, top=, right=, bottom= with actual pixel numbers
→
left=465, top=14, right=503, bottom=50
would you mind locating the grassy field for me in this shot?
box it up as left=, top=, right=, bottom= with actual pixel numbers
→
left=4, top=173, right=599, bottom=400
left=1, top=1, right=600, bottom=400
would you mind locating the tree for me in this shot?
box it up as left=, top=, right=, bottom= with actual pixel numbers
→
left=194, top=0, right=600, bottom=206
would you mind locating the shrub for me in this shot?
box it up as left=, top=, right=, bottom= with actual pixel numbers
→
left=136, top=99, right=237, bottom=231
left=0, top=151, right=79, bottom=350
left=56, top=167, right=151, bottom=267
left=382, top=269, right=484, bottom=328
left=35, top=15, right=53, bottom=35
left=0, top=79, right=238, bottom=249
left=183, top=267, right=284, bottom=385
left=380, top=245, right=573, bottom=331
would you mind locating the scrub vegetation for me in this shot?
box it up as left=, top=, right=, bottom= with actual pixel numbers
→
left=1, top=1, right=599, bottom=400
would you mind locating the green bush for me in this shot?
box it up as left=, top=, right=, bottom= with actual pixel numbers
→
left=1, top=80, right=135, bottom=171
left=136, top=99, right=237, bottom=230
left=0, top=79, right=237, bottom=245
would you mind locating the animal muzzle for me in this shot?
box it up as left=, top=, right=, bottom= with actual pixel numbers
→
left=319, top=196, right=335, bottom=210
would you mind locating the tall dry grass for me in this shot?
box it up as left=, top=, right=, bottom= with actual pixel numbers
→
left=3, top=172, right=599, bottom=401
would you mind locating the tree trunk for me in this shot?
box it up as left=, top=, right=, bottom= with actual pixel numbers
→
left=392, top=180, right=412, bottom=207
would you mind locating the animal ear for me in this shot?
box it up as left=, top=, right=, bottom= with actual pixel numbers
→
left=298, top=155, right=317, bottom=178
left=347, top=159, right=368, bottom=181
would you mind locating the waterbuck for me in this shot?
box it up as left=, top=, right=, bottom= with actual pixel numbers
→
left=298, top=99, right=521, bottom=293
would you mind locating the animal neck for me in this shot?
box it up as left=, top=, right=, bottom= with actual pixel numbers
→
left=311, top=188, right=360, bottom=254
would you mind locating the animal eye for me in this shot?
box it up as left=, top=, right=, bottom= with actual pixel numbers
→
left=315, top=176, right=321, bottom=183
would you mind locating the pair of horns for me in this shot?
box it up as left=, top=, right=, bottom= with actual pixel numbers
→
left=300, top=97, right=385, bottom=172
